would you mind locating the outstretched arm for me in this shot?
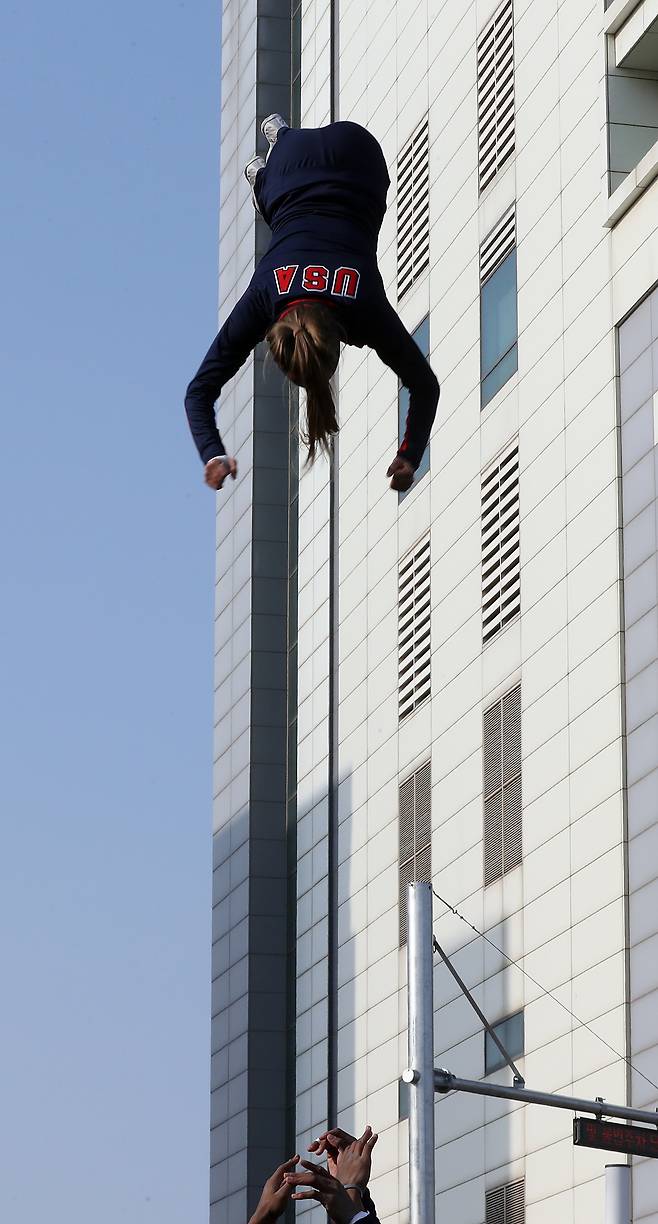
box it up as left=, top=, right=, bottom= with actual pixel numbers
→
left=247, top=1155, right=299, bottom=1224
left=184, top=285, right=269, bottom=466
left=369, top=298, right=440, bottom=474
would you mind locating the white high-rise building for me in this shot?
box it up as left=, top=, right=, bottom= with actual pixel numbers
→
left=211, top=2, right=658, bottom=1221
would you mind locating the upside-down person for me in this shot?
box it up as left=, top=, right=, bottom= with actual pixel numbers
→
left=185, top=116, right=439, bottom=494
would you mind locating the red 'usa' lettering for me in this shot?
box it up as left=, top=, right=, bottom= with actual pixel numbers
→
left=273, top=263, right=361, bottom=298
left=273, top=265, right=299, bottom=295
left=302, top=265, right=330, bottom=292
left=332, top=267, right=360, bottom=298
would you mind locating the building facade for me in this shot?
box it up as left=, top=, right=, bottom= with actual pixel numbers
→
left=211, top=1, right=658, bottom=1221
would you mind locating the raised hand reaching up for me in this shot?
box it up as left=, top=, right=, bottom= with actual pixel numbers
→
left=307, top=1126, right=356, bottom=1178
left=248, top=1155, right=299, bottom=1224
left=335, top=1127, right=379, bottom=1197
left=284, top=1161, right=368, bottom=1224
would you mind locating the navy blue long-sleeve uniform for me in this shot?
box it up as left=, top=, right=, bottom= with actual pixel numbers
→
left=185, top=121, right=439, bottom=471
left=362, top=1187, right=381, bottom=1223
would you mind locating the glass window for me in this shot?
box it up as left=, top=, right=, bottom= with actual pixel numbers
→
left=481, top=249, right=518, bottom=408
left=399, top=315, right=430, bottom=498
left=485, top=1009, right=524, bottom=1074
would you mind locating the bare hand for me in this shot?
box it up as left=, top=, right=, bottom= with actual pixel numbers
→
left=387, top=455, right=414, bottom=492
left=307, top=1127, right=357, bottom=1178
left=335, top=1126, right=378, bottom=1191
left=284, top=1162, right=359, bottom=1224
left=204, top=455, right=237, bottom=491
left=248, top=1155, right=299, bottom=1224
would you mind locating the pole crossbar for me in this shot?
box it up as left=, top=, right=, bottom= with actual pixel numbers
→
left=434, top=1068, right=658, bottom=1128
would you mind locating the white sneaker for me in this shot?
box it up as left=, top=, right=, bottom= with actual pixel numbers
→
left=244, top=155, right=266, bottom=212
left=244, top=154, right=266, bottom=187
left=261, top=113, right=289, bottom=150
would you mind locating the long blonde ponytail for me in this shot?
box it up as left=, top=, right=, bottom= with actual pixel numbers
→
left=266, top=304, right=344, bottom=463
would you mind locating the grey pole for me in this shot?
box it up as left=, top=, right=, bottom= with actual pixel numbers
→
left=605, top=1165, right=631, bottom=1224
left=405, top=882, right=435, bottom=1224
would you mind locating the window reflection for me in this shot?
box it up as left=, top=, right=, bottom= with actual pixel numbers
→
left=481, top=248, right=518, bottom=408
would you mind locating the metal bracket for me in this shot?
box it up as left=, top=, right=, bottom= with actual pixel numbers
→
left=433, top=936, right=525, bottom=1087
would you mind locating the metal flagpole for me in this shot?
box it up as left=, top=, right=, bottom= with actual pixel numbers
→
left=605, top=1165, right=631, bottom=1224
left=405, top=882, right=436, bottom=1224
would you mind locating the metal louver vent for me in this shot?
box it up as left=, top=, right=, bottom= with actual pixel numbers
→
left=483, top=684, right=522, bottom=885
left=399, top=761, right=432, bottom=944
left=480, top=204, right=516, bottom=285
left=414, top=842, right=431, bottom=883
left=398, top=857, right=416, bottom=946
left=415, top=762, right=431, bottom=845
left=399, top=536, right=431, bottom=719
left=397, top=116, right=430, bottom=299
left=399, top=776, right=415, bottom=864
left=485, top=1186, right=505, bottom=1224
left=483, top=701, right=502, bottom=796
left=502, top=685, right=521, bottom=775
left=486, top=1179, right=525, bottom=1224
left=481, top=442, right=520, bottom=644
left=504, top=1179, right=525, bottom=1224
left=478, top=0, right=515, bottom=193
left=503, top=774, right=523, bottom=873
left=484, top=792, right=503, bottom=885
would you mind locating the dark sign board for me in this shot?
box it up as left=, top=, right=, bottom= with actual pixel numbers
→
left=573, top=1117, right=658, bottom=1159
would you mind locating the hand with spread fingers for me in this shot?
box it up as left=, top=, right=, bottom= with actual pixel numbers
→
left=284, top=1161, right=364, bottom=1224
left=308, top=1126, right=378, bottom=1188
left=335, top=1127, right=379, bottom=1198
left=248, top=1155, right=299, bottom=1224
left=307, top=1127, right=357, bottom=1178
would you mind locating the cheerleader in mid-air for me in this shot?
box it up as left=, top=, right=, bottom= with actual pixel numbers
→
left=185, top=115, right=439, bottom=494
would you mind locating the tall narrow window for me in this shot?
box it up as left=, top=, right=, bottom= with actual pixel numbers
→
left=398, top=536, right=431, bottom=720
left=485, top=1178, right=525, bottom=1224
left=477, top=0, right=515, bottom=193
left=399, top=762, right=431, bottom=945
left=483, top=684, right=522, bottom=885
left=397, top=116, right=430, bottom=299
left=480, top=205, right=518, bottom=408
left=399, top=316, right=430, bottom=495
left=481, top=443, right=520, bottom=644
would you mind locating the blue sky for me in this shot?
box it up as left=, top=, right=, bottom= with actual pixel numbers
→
left=0, top=3, right=221, bottom=1219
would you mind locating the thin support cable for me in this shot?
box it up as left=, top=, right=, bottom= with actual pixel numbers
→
left=432, top=886, right=658, bottom=1096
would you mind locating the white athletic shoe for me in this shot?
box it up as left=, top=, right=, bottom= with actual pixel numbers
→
left=244, top=155, right=266, bottom=212
left=261, top=113, right=289, bottom=155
